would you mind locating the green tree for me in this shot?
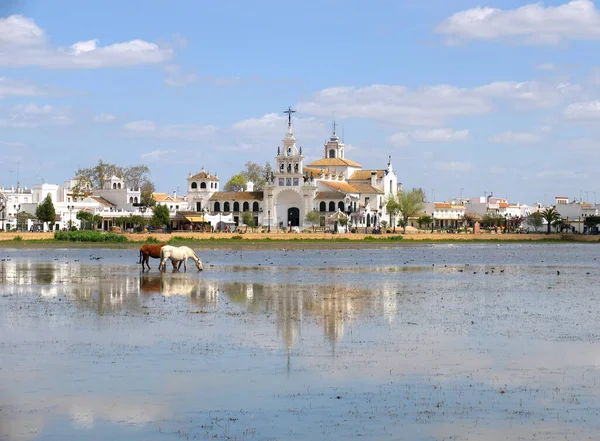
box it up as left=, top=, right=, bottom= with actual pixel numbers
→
left=140, top=180, right=156, bottom=207
left=76, top=210, right=93, bottom=229
left=92, top=214, right=103, bottom=230
left=482, top=212, right=504, bottom=228
left=241, top=161, right=272, bottom=190
left=417, top=215, right=433, bottom=230
left=35, top=195, right=56, bottom=228
left=525, top=211, right=543, bottom=232
left=74, top=161, right=152, bottom=191
left=384, top=193, right=400, bottom=232
left=338, top=217, right=349, bottom=231
left=241, top=212, right=256, bottom=232
left=540, top=207, right=561, bottom=234
left=151, top=204, right=171, bottom=228
left=396, top=189, right=425, bottom=233
left=305, top=210, right=321, bottom=232
left=122, top=165, right=150, bottom=189
left=224, top=174, right=247, bottom=192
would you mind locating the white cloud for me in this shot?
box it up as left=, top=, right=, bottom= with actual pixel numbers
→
left=296, top=80, right=580, bottom=128
left=93, top=113, right=116, bottom=123
left=535, top=63, right=559, bottom=71
left=0, top=77, right=47, bottom=98
left=475, top=80, right=582, bottom=109
left=412, top=128, right=469, bottom=142
left=536, top=169, right=587, bottom=179
left=297, top=84, right=491, bottom=127
left=488, top=131, right=542, bottom=143
left=563, top=100, right=600, bottom=121
left=0, top=15, right=173, bottom=68
left=387, top=132, right=410, bottom=148
left=164, top=64, right=244, bottom=87
left=140, top=149, right=176, bottom=160
left=123, top=120, right=217, bottom=140
left=232, top=113, right=325, bottom=140
left=124, top=120, right=157, bottom=132
left=434, top=161, right=473, bottom=172
left=490, top=167, right=507, bottom=174
left=436, top=0, right=600, bottom=45
left=0, top=103, right=72, bottom=127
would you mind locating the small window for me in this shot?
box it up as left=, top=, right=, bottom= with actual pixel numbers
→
left=329, top=201, right=335, bottom=212
left=253, top=202, right=259, bottom=212
left=243, top=202, right=249, bottom=212
left=233, top=202, right=240, bottom=212
left=224, top=202, right=230, bottom=212
left=129, top=197, right=133, bottom=203
left=329, top=149, right=335, bottom=158
left=338, top=201, right=344, bottom=211
left=320, top=201, right=326, bottom=211
left=293, top=178, right=299, bottom=186
left=191, top=182, right=198, bottom=189
left=201, top=182, right=207, bottom=189
left=214, top=202, right=221, bottom=212
left=286, top=178, right=291, bottom=186
left=279, top=178, right=284, bottom=186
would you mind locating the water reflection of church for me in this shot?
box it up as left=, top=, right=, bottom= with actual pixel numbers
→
left=0, top=262, right=399, bottom=350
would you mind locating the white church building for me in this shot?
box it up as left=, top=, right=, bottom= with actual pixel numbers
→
left=185, top=111, right=399, bottom=231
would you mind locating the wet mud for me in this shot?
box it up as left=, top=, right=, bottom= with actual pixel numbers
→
left=1, top=243, right=600, bottom=440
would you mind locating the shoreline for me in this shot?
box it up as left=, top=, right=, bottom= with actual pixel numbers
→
left=0, top=231, right=598, bottom=250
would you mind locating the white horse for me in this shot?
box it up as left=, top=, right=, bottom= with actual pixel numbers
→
left=158, top=245, right=203, bottom=272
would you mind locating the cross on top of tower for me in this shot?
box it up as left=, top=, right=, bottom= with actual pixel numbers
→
left=283, top=106, right=296, bottom=129
left=332, top=120, right=337, bottom=135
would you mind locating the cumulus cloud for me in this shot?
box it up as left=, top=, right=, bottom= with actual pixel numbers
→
left=140, top=149, right=176, bottom=160
left=411, top=128, right=469, bottom=142
left=93, top=113, right=116, bottom=123
left=296, top=85, right=491, bottom=127
left=563, top=100, right=600, bottom=121
left=0, top=103, right=72, bottom=127
left=296, top=80, right=580, bottom=128
left=0, top=15, right=173, bottom=68
left=475, top=80, right=582, bottom=109
left=436, top=0, right=600, bottom=45
left=232, top=112, right=325, bottom=140
left=434, top=161, right=473, bottom=172
left=0, top=77, right=47, bottom=98
left=488, top=131, right=543, bottom=143
left=387, top=132, right=410, bottom=148
left=124, top=120, right=217, bottom=140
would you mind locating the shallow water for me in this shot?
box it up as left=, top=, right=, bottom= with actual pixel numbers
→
left=1, top=243, right=600, bottom=440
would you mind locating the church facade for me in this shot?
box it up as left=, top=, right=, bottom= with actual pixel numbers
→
left=186, top=113, right=399, bottom=231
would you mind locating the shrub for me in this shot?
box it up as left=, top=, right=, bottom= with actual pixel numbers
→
left=54, top=230, right=128, bottom=242
left=145, top=236, right=159, bottom=243
left=231, top=235, right=243, bottom=240
left=13, top=235, right=23, bottom=241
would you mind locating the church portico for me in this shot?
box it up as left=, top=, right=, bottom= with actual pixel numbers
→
left=274, top=189, right=303, bottom=228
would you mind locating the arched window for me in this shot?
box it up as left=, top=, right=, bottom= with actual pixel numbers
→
left=243, top=202, right=249, bottom=212
left=253, top=202, right=259, bottom=212
left=118, top=183, right=122, bottom=189
left=191, top=182, right=198, bottom=189
left=319, top=201, right=326, bottom=211
left=214, top=202, right=221, bottom=212
left=233, top=202, right=240, bottom=212
left=129, top=197, right=133, bottom=203
left=329, top=201, right=335, bottom=212
left=329, top=149, right=335, bottom=158
left=134, top=197, right=138, bottom=204
left=113, top=183, right=117, bottom=189
left=224, top=202, right=230, bottom=212
left=210, top=182, right=213, bottom=189
left=200, top=182, right=206, bottom=189
left=338, top=201, right=344, bottom=211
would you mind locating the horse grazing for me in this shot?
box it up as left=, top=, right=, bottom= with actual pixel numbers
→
left=158, top=245, right=203, bottom=272
left=139, top=244, right=179, bottom=271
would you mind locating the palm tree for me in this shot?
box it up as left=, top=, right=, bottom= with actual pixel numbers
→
left=540, top=207, right=561, bottom=234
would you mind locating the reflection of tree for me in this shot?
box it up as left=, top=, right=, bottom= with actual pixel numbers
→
left=33, top=264, right=55, bottom=285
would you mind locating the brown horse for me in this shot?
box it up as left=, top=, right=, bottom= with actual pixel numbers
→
left=139, top=244, right=179, bottom=271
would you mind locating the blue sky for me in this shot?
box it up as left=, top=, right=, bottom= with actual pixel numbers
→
left=1, top=0, right=600, bottom=205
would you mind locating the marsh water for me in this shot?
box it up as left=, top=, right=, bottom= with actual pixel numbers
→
left=1, top=243, right=600, bottom=441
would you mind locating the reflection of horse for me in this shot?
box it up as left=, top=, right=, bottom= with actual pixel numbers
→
left=140, top=273, right=201, bottom=296
left=158, top=245, right=203, bottom=272
left=139, top=244, right=178, bottom=271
